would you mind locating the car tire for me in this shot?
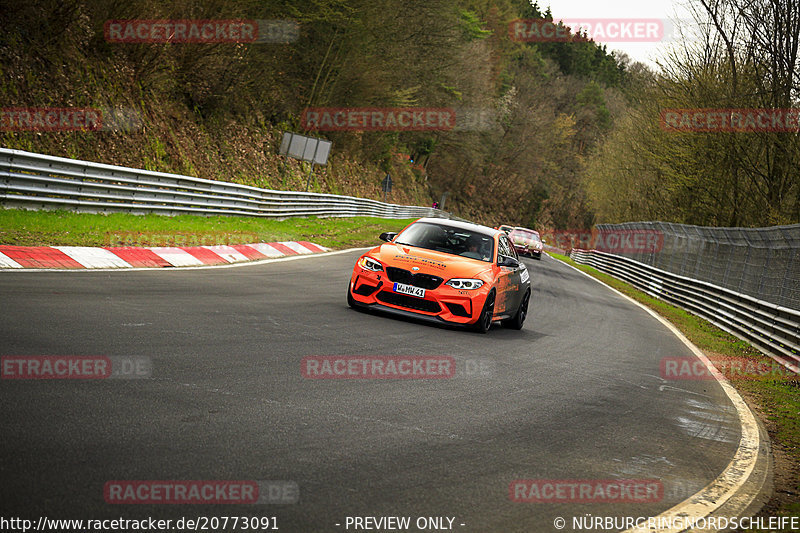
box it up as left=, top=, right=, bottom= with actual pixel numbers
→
left=504, top=289, right=530, bottom=330
left=534, top=254, right=542, bottom=260
left=474, top=290, right=495, bottom=334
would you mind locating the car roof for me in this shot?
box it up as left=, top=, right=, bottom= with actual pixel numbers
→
left=512, top=226, right=539, bottom=234
left=414, top=217, right=501, bottom=237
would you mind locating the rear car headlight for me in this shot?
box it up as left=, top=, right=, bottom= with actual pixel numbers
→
left=445, top=278, right=484, bottom=290
left=358, top=256, right=384, bottom=272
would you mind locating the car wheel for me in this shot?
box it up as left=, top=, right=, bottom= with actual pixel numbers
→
left=474, top=290, right=495, bottom=333
left=504, top=289, right=530, bottom=330
left=534, top=254, right=542, bottom=260
left=347, top=283, right=357, bottom=308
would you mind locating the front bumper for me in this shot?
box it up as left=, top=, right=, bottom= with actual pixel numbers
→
left=349, top=268, right=489, bottom=325
left=514, top=245, right=542, bottom=257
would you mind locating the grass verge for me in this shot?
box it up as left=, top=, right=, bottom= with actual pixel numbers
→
left=0, top=209, right=414, bottom=250
left=548, top=252, right=799, bottom=529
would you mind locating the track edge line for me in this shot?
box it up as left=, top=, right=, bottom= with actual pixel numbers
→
left=549, top=253, right=771, bottom=533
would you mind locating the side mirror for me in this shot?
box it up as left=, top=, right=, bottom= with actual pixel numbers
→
left=498, top=255, right=520, bottom=268
left=379, top=232, right=397, bottom=242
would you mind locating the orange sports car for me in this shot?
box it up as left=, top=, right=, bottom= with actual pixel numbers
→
left=347, top=218, right=531, bottom=332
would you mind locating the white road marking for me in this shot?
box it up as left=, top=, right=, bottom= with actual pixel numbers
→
left=555, top=256, right=765, bottom=533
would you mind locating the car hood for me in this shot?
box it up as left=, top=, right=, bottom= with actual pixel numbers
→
left=512, top=236, right=542, bottom=248
left=370, top=243, right=492, bottom=279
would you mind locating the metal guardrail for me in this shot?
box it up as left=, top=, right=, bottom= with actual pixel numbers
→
left=0, top=148, right=447, bottom=220
left=569, top=248, right=800, bottom=373
left=596, top=221, right=800, bottom=311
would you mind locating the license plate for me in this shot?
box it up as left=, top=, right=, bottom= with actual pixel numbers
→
left=393, top=282, right=425, bottom=298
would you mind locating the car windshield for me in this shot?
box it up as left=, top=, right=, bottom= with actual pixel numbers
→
left=394, top=222, right=495, bottom=262
left=510, top=229, right=541, bottom=243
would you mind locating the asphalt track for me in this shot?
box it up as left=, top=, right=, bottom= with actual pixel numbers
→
left=0, top=251, right=743, bottom=532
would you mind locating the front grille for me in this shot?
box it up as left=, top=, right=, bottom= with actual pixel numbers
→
left=385, top=267, right=443, bottom=290
left=444, top=302, right=471, bottom=317
left=377, top=291, right=441, bottom=313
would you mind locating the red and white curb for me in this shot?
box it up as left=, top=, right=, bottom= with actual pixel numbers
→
left=0, top=241, right=329, bottom=269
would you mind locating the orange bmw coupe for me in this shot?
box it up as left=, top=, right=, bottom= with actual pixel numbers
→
left=347, top=218, right=531, bottom=332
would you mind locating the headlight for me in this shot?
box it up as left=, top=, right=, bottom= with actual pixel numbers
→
left=358, top=256, right=383, bottom=272
left=445, top=278, right=484, bottom=290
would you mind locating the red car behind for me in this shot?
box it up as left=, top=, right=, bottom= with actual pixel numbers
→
left=508, top=227, right=543, bottom=260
